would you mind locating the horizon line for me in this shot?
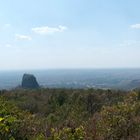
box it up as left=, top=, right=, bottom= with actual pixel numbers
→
left=0, top=67, right=140, bottom=71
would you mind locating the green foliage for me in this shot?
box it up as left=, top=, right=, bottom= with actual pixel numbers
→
left=1, top=88, right=138, bottom=139
left=2, top=88, right=125, bottom=126
left=97, top=92, right=140, bottom=140
left=48, top=126, right=85, bottom=140
left=0, top=97, right=45, bottom=140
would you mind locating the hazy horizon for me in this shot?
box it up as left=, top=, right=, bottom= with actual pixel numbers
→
left=1, top=67, right=140, bottom=72
left=0, top=0, right=140, bottom=70
left=1, top=68, right=140, bottom=90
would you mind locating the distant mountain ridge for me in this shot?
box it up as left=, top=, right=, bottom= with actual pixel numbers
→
left=0, top=69, right=140, bottom=90
left=127, top=79, right=140, bottom=89
left=21, top=74, right=39, bottom=89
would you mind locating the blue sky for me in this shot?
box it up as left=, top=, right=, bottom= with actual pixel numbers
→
left=0, top=0, right=140, bottom=70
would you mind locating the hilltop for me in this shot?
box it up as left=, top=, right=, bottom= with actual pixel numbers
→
left=0, top=88, right=140, bottom=139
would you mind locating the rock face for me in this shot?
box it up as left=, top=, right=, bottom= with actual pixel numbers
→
left=21, top=74, right=39, bottom=89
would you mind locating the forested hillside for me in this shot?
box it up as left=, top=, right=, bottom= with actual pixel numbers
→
left=0, top=88, right=140, bottom=139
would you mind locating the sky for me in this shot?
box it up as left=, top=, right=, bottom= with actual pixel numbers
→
left=0, top=0, right=140, bottom=70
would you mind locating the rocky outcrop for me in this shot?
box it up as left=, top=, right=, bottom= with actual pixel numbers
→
left=21, top=74, right=39, bottom=89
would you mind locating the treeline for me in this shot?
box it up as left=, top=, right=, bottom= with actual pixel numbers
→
left=0, top=88, right=140, bottom=139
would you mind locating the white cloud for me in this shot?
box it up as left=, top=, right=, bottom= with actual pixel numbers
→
left=15, top=34, right=32, bottom=41
left=5, top=24, right=11, bottom=27
left=130, top=24, right=140, bottom=29
left=5, top=44, right=12, bottom=48
left=32, top=25, right=67, bottom=35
